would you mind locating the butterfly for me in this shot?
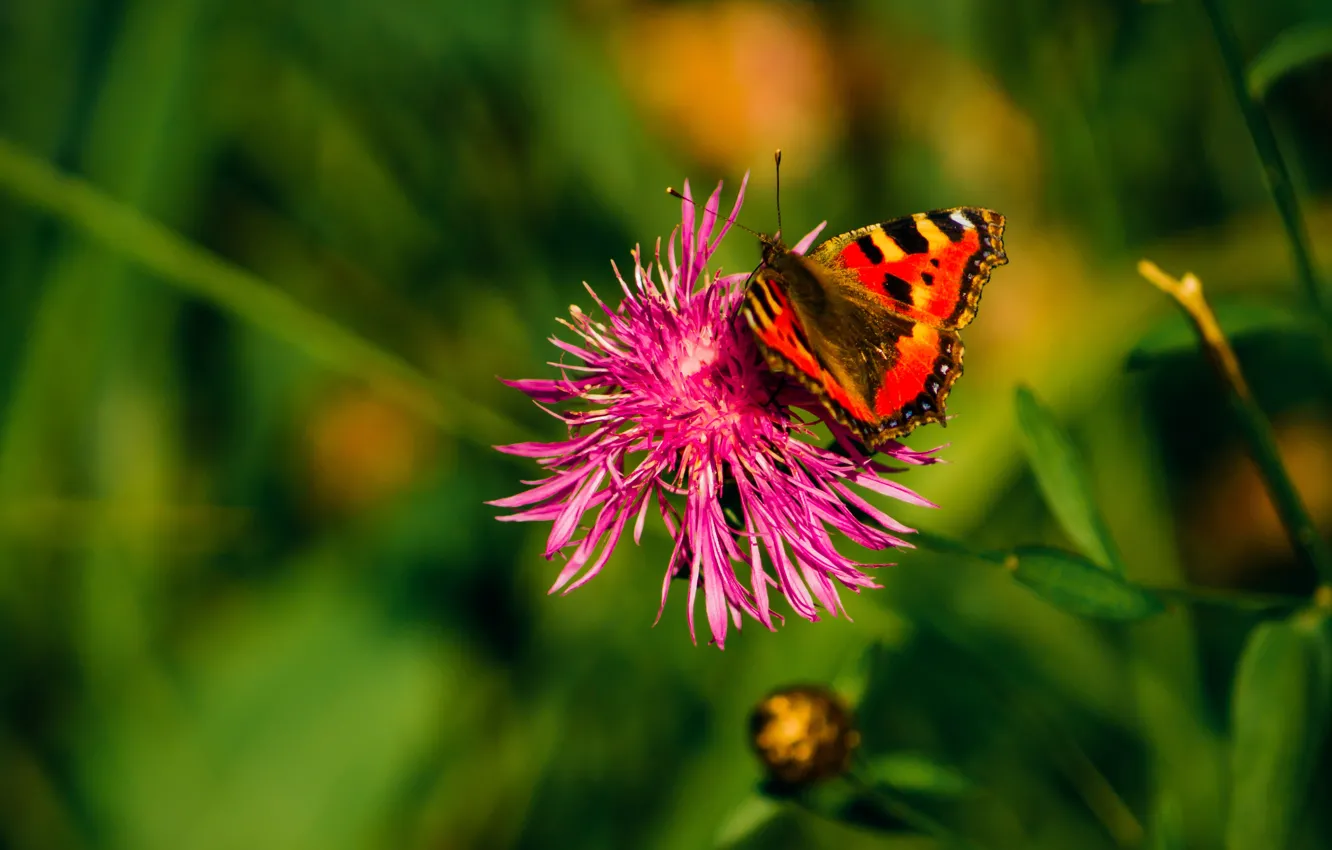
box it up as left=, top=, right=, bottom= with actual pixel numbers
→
left=743, top=208, right=1008, bottom=447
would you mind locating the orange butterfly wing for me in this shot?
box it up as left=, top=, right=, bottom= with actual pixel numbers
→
left=745, top=261, right=963, bottom=445
left=742, top=208, right=1006, bottom=446
left=808, top=208, right=1007, bottom=330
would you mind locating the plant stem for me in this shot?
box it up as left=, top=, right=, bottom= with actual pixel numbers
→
left=844, top=770, right=987, bottom=850
left=1150, top=586, right=1305, bottom=611
left=1199, top=0, right=1329, bottom=330
left=0, top=137, right=530, bottom=448
left=1139, top=261, right=1332, bottom=590
left=913, top=526, right=1309, bottom=609
left=911, top=529, right=1009, bottom=565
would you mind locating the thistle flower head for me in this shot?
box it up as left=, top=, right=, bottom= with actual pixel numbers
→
left=491, top=177, right=939, bottom=648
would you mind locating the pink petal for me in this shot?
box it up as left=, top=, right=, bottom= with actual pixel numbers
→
left=710, top=171, right=749, bottom=253
left=849, top=470, right=938, bottom=508
left=831, top=481, right=916, bottom=535
left=488, top=469, right=584, bottom=508
left=680, top=179, right=696, bottom=289
left=498, top=376, right=600, bottom=403
left=546, top=467, right=608, bottom=556
left=791, top=222, right=827, bottom=255
left=696, top=181, right=724, bottom=267
left=492, top=429, right=606, bottom=460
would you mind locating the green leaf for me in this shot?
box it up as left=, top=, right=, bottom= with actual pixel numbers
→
left=1128, top=300, right=1314, bottom=368
left=1014, top=387, right=1123, bottom=572
left=1151, top=793, right=1186, bottom=850
left=1009, top=547, right=1165, bottom=621
left=0, top=138, right=526, bottom=448
left=1225, top=611, right=1332, bottom=850
left=864, top=753, right=973, bottom=798
left=714, top=793, right=782, bottom=848
left=1248, top=23, right=1332, bottom=100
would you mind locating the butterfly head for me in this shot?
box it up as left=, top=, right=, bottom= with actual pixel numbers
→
left=758, top=232, right=786, bottom=264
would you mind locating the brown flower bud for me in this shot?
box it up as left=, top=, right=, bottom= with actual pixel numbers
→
left=749, top=686, right=859, bottom=786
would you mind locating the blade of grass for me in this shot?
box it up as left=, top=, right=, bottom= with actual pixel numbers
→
left=1247, top=22, right=1332, bottom=101
left=0, top=137, right=530, bottom=448
left=1199, top=0, right=1329, bottom=332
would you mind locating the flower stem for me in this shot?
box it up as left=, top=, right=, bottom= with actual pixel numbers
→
left=1139, top=260, right=1332, bottom=591
left=910, top=529, right=1008, bottom=565
left=1150, top=586, right=1305, bottom=611
left=1199, top=0, right=1330, bottom=330
left=913, top=527, right=1308, bottom=610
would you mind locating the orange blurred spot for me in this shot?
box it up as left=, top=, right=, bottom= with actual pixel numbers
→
left=1187, top=417, right=1332, bottom=586
left=303, top=387, right=436, bottom=516
left=617, top=2, right=841, bottom=176
left=840, top=27, right=1039, bottom=209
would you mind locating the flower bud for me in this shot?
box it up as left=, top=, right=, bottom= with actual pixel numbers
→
left=749, top=686, right=859, bottom=786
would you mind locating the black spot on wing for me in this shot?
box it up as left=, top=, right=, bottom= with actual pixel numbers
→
left=891, top=224, right=930, bottom=255
left=855, top=234, right=884, bottom=265
left=882, top=272, right=913, bottom=304
left=930, top=212, right=966, bottom=243
left=921, top=272, right=934, bottom=286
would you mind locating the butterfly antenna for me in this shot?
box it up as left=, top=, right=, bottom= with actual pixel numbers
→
left=725, top=256, right=767, bottom=324
left=774, top=149, right=783, bottom=240
left=665, top=187, right=764, bottom=240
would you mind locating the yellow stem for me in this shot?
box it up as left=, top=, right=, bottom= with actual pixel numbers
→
left=1138, top=259, right=1332, bottom=590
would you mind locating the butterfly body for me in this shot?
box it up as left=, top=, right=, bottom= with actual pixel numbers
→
left=744, top=208, right=1007, bottom=447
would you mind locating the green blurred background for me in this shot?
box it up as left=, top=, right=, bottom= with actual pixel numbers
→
left=2, top=0, right=1331, bottom=847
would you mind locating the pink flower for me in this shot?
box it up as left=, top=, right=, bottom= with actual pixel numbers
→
left=490, top=177, right=939, bottom=648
